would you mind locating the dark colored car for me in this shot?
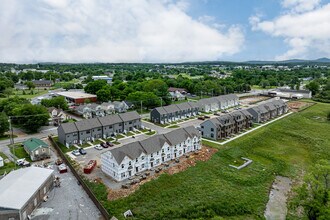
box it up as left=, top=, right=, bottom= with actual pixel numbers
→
left=106, top=141, right=114, bottom=147
left=198, top=116, right=205, bottom=120
left=79, top=148, right=87, bottom=155
left=204, top=115, right=211, bottom=119
left=101, top=142, right=109, bottom=148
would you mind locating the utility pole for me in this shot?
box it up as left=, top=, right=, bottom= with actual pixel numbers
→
left=8, top=117, right=14, bottom=145
left=160, top=97, right=163, bottom=107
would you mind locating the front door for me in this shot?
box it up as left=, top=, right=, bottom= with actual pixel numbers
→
left=128, top=171, right=132, bottom=176
left=162, top=157, right=164, bottom=162
left=135, top=167, right=138, bottom=172
left=151, top=162, right=153, bottom=167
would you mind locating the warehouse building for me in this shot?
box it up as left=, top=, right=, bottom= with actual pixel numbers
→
left=57, top=91, right=97, bottom=104
left=0, top=167, right=54, bottom=220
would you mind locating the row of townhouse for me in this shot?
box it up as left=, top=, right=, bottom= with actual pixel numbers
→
left=57, top=111, right=141, bottom=147
left=200, top=99, right=288, bottom=140
left=101, top=126, right=201, bottom=181
left=246, top=99, right=288, bottom=123
left=74, top=101, right=132, bottom=119
left=196, top=94, right=239, bottom=113
left=150, top=94, right=240, bottom=124
left=150, top=102, right=199, bottom=124
left=200, top=109, right=253, bottom=140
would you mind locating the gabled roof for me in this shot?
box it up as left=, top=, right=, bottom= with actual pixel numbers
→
left=163, top=128, right=190, bottom=146
left=183, top=126, right=201, bottom=138
left=163, top=104, right=180, bottom=113
left=176, top=102, right=192, bottom=111
left=152, top=107, right=167, bottom=115
left=187, top=102, right=199, bottom=108
left=58, top=122, right=78, bottom=133
left=217, top=114, right=235, bottom=125
left=257, top=105, right=269, bottom=114
left=119, top=111, right=140, bottom=122
left=110, top=142, right=145, bottom=164
left=240, top=109, right=253, bottom=118
left=75, top=118, right=102, bottom=131
left=23, top=138, right=48, bottom=152
left=262, top=102, right=276, bottom=111
left=98, top=114, right=122, bottom=126
left=139, top=134, right=168, bottom=154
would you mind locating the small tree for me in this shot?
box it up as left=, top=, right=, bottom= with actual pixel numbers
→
left=3, top=87, right=13, bottom=98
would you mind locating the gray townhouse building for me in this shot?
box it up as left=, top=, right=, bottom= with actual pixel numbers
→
left=247, top=99, right=288, bottom=123
left=201, top=99, right=288, bottom=141
left=150, top=102, right=199, bottom=124
left=197, top=94, right=239, bottom=113
left=57, top=111, right=141, bottom=147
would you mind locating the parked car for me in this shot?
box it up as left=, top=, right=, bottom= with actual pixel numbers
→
left=106, top=141, right=114, bottom=147
left=79, top=148, right=87, bottom=155
left=222, top=110, right=229, bottom=113
left=214, top=112, right=221, bottom=116
left=94, top=145, right=103, bottom=150
left=198, top=116, right=205, bottom=120
left=204, top=115, right=210, bottom=119
left=101, top=142, right=108, bottom=148
left=72, top=150, right=80, bottom=156
left=16, top=158, right=30, bottom=167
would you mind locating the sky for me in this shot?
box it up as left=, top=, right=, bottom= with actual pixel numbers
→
left=1, top=0, right=330, bottom=63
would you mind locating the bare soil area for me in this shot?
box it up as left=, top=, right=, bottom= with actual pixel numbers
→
left=287, top=101, right=313, bottom=112
left=105, top=146, right=218, bottom=201
left=239, top=96, right=270, bottom=105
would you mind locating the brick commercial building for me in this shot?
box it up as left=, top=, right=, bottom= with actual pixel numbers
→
left=57, top=91, right=97, bottom=104
left=0, top=167, right=54, bottom=220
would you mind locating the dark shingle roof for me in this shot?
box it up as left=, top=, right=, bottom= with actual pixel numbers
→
left=119, top=111, right=141, bottom=122
left=98, top=114, right=122, bottom=126
left=58, top=122, right=78, bottom=133
left=139, top=135, right=168, bottom=154
left=163, top=128, right=190, bottom=146
left=163, top=105, right=180, bottom=113
left=183, top=126, right=201, bottom=138
left=176, top=102, right=192, bottom=111
left=153, top=107, right=167, bottom=115
left=110, top=142, right=145, bottom=164
left=75, top=118, right=102, bottom=131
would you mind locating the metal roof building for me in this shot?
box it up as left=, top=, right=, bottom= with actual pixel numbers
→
left=0, top=167, right=54, bottom=220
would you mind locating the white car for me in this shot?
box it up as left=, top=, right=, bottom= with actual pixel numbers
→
left=71, top=150, right=80, bottom=156
left=94, top=145, right=103, bottom=150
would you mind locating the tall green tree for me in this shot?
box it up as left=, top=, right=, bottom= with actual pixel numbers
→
left=0, top=112, right=9, bottom=136
left=13, top=104, right=49, bottom=132
left=25, top=81, right=35, bottom=90
left=96, top=88, right=111, bottom=102
left=84, top=80, right=107, bottom=94
left=306, top=81, right=320, bottom=95
left=41, top=96, right=68, bottom=110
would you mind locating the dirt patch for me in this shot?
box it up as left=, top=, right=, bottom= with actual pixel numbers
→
left=287, top=101, right=313, bottom=112
left=239, top=96, right=271, bottom=105
left=106, top=146, right=218, bottom=201
left=264, top=176, right=292, bottom=220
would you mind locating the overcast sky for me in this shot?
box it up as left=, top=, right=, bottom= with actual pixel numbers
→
left=1, top=0, right=330, bottom=63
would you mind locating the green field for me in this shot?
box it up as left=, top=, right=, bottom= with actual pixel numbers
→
left=9, top=144, right=32, bottom=162
left=85, top=102, right=330, bottom=219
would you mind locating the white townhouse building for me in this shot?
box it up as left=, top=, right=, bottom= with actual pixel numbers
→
left=101, top=126, right=201, bottom=181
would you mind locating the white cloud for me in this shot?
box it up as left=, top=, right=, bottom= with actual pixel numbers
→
left=250, top=2, right=330, bottom=60
left=281, top=0, right=321, bottom=13
left=0, top=0, right=244, bottom=63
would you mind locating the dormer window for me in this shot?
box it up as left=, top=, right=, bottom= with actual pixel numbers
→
left=121, top=164, right=124, bottom=168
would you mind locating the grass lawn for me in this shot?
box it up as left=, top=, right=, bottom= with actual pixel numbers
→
left=105, top=137, right=115, bottom=142
left=113, top=141, right=120, bottom=145
left=145, top=131, right=156, bottom=136
left=86, top=102, right=330, bottom=219
left=134, top=130, right=141, bottom=134
left=53, top=136, right=77, bottom=153
left=92, top=139, right=103, bottom=145
left=10, top=89, right=49, bottom=99
left=115, top=134, right=125, bottom=139
left=0, top=152, right=16, bottom=175
left=9, top=144, right=32, bottom=162
left=80, top=142, right=92, bottom=148
left=251, top=85, right=277, bottom=90
left=167, top=125, right=180, bottom=129
left=125, top=132, right=135, bottom=136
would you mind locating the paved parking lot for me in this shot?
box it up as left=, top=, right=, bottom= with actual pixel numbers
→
left=31, top=166, right=102, bottom=220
